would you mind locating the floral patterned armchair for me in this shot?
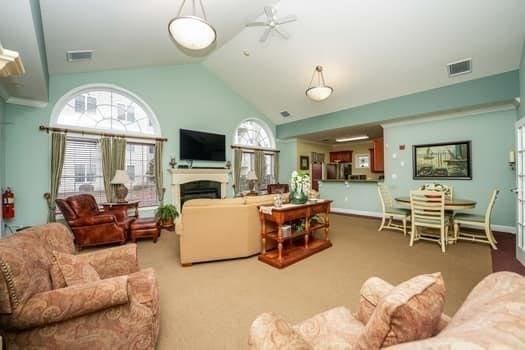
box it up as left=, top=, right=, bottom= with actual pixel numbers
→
left=0, top=223, right=160, bottom=349
left=249, top=271, right=525, bottom=349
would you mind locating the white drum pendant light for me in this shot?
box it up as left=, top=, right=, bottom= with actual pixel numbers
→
left=168, top=0, right=217, bottom=50
left=306, top=65, right=333, bottom=101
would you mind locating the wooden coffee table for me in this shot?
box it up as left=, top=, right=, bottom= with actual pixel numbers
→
left=258, top=200, right=332, bottom=269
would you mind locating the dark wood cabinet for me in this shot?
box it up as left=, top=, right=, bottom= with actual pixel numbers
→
left=370, top=138, right=384, bottom=173
left=329, top=151, right=353, bottom=163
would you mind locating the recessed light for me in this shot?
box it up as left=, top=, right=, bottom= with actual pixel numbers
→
left=336, top=135, right=369, bottom=143
left=242, top=50, right=250, bottom=57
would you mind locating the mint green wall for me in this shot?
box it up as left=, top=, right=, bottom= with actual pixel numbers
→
left=277, top=139, right=297, bottom=184
left=384, top=108, right=517, bottom=227
left=520, top=40, right=525, bottom=118
left=319, top=182, right=381, bottom=213
left=277, top=70, right=520, bottom=139
left=4, top=64, right=274, bottom=227
left=318, top=108, right=517, bottom=228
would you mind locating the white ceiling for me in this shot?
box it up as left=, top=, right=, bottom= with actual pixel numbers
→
left=4, top=0, right=525, bottom=123
left=299, top=124, right=384, bottom=145
left=40, top=0, right=272, bottom=74
left=204, top=0, right=525, bottom=124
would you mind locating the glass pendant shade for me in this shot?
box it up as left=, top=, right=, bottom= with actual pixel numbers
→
left=306, top=65, right=333, bottom=101
left=168, top=0, right=216, bottom=51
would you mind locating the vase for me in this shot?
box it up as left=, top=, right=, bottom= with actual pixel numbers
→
left=290, top=190, right=308, bottom=204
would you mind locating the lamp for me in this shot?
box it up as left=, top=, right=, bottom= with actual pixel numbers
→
left=306, top=65, right=333, bottom=101
left=247, top=170, right=258, bottom=195
left=111, top=170, right=131, bottom=203
left=0, top=41, right=25, bottom=78
left=168, top=0, right=217, bottom=51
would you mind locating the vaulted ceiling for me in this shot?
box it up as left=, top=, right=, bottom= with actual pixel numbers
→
left=1, top=0, right=524, bottom=123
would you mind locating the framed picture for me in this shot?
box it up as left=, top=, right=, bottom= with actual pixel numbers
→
left=299, top=156, right=310, bottom=170
left=413, top=141, right=472, bottom=180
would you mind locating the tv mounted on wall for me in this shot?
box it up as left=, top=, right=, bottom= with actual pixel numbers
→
left=180, top=129, right=226, bottom=162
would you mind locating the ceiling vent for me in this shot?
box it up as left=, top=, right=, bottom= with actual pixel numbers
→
left=447, top=58, right=472, bottom=77
left=280, top=110, right=291, bottom=117
left=66, top=50, right=94, bottom=62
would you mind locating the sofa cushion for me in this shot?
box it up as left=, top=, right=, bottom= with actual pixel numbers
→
left=52, top=251, right=100, bottom=286
left=294, top=306, right=364, bottom=348
left=184, top=197, right=247, bottom=207
left=355, top=272, right=445, bottom=349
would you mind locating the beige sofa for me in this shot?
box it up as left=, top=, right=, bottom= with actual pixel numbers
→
left=176, top=194, right=279, bottom=265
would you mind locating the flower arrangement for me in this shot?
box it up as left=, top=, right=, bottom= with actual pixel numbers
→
left=290, top=170, right=311, bottom=204
left=419, top=183, right=452, bottom=197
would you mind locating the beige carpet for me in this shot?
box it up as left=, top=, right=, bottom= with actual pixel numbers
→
left=136, top=214, right=492, bottom=349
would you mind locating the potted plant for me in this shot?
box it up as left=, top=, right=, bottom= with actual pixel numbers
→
left=155, top=204, right=179, bottom=230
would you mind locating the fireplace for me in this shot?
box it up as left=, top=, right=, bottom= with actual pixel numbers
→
left=169, top=168, right=230, bottom=214
left=180, top=181, right=221, bottom=207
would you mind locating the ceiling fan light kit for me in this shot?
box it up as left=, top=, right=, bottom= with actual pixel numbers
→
left=306, top=65, right=333, bottom=101
left=168, top=0, right=216, bottom=50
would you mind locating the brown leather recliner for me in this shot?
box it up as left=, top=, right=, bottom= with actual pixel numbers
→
left=267, top=184, right=289, bottom=194
left=56, top=194, right=128, bottom=249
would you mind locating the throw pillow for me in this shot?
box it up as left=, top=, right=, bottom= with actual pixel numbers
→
left=355, top=272, right=446, bottom=349
left=52, top=251, right=100, bottom=286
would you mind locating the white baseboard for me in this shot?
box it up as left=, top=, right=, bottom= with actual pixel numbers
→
left=331, top=207, right=516, bottom=234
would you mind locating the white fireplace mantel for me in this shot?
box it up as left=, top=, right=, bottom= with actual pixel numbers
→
left=169, top=168, right=230, bottom=213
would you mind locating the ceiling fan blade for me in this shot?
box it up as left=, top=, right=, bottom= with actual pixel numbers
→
left=246, top=21, right=268, bottom=27
left=274, top=26, right=290, bottom=39
left=259, top=27, right=272, bottom=42
left=277, top=15, right=297, bottom=25
left=264, top=6, right=276, bottom=20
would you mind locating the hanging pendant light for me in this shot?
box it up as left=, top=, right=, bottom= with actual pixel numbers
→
left=168, top=0, right=217, bottom=51
left=305, top=65, right=333, bottom=101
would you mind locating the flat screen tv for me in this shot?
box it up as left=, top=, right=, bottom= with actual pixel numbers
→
left=180, top=129, right=226, bottom=161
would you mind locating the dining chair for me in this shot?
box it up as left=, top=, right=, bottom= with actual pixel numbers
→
left=410, top=190, right=450, bottom=253
left=453, top=189, right=499, bottom=250
left=377, top=184, right=410, bottom=236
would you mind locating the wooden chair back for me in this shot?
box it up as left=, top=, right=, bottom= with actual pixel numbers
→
left=410, top=191, right=446, bottom=229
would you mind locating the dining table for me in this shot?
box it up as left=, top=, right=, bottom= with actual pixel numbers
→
left=395, top=196, right=477, bottom=210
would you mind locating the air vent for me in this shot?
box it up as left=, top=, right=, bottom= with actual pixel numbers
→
left=280, top=110, right=291, bottom=117
left=447, top=58, right=472, bottom=77
left=66, top=50, right=94, bottom=62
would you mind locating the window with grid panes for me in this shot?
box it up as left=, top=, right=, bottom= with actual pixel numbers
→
left=58, top=138, right=105, bottom=203
left=125, top=142, right=157, bottom=207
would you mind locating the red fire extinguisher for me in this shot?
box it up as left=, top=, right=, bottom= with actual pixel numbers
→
left=2, top=187, right=15, bottom=220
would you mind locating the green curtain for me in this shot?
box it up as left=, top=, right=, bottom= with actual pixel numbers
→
left=233, top=149, right=242, bottom=195
left=273, top=152, right=279, bottom=184
left=112, top=138, right=127, bottom=200
left=46, top=132, right=66, bottom=222
left=100, top=137, right=113, bottom=202
left=254, top=150, right=265, bottom=188
left=154, top=140, right=165, bottom=203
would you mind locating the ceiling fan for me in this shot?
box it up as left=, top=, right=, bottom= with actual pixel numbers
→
left=246, top=6, right=297, bottom=42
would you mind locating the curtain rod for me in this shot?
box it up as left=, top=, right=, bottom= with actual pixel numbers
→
left=231, top=145, right=280, bottom=153
left=39, top=125, right=168, bottom=142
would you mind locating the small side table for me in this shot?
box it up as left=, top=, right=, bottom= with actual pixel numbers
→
left=101, top=201, right=140, bottom=219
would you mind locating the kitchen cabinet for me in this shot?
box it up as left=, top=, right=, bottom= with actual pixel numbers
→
left=329, top=151, right=353, bottom=163
left=369, top=138, right=384, bottom=173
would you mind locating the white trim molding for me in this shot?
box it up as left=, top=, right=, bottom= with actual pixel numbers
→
left=381, top=101, right=517, bottom=129
left=6, top=96, right=48, bottom=108
left=330, top=207, right=516, bottom=234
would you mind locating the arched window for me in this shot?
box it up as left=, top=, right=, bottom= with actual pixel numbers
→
left=234, top=119, right=275, bottom=148
left=52, top=85, right=160, bottom=207
left=52, top=85, right=160, bottom=136
left=233, top=119, right=277, bottom=193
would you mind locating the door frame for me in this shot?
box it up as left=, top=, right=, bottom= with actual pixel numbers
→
left=515, top=117, right=525, bottom=265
